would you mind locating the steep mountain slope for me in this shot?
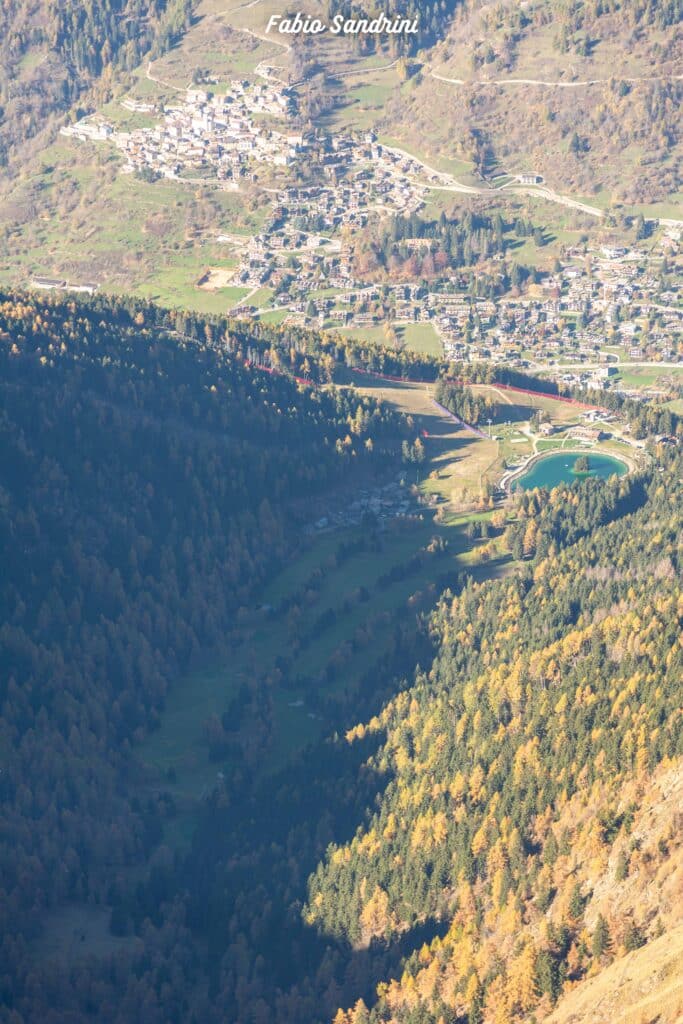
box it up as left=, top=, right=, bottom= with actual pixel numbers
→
left=306, top=465, right=683, bottom=1022
left=0, top=290, right=680, bottom=1024
left=381, top=0, right=682, bottom=202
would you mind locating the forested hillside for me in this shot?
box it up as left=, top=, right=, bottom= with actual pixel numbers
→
left=434, top=379, right=496, bottom=426
left=0, top=290, right=400, bottom=1021
left=306, top=463, right=683, bottom=1022
left=354, top=210, right=537, bottom=288
left=0, top=0, right=193, bottom=171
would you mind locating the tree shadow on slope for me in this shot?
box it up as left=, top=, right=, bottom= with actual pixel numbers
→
left=180, top=705, right=449, bottom=1019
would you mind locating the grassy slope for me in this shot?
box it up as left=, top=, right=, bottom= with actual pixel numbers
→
left=33, top=905, right=134, bottom=964
left=141, top=520, right=455, bottom=778
left=399, top=323, right=443, bottom=357
left=0, top=136, right=268, bottom=310
left=140, top=512, right=509, bottom=849
left=349, top=374, right=499, bottom=502
left=548, top=922, right=683, bottom=1024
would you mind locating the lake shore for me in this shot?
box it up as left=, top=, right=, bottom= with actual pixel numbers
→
left=501, top=447, right=634, bottom=491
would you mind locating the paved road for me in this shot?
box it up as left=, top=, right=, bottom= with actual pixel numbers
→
left=502, top=183, right=604, bottom=217
left=531, top=361, right=683, bottom=372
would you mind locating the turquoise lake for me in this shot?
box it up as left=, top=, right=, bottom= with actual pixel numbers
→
left=515, top=451, right=628, bottom=490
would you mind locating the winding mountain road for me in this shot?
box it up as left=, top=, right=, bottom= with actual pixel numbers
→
left=335, top=59, right=400, bottom=80
left=387, top=139, right=606, bottom=216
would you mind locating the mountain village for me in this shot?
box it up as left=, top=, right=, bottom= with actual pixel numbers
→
left=56, top=76, right=683, bottom=399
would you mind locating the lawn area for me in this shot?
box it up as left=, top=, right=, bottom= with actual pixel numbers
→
left=348, top=80, right=396, bottom=107
left=330, top=68, right=404, bottom=132
left=132, top=265, right=249, bottom=314
left=33, top=905, right=134, bottom=964
left=308, top=286, right=345, bottom=299
left=536, top=439, right=566, bottom=451
left=257, top=309, right=290, bottom=325
left=617, top=368, right=662, bottom=388
left=249, top=286, right=275, bottom=307
left=337, top=324, right=389, bottom=345
left=336, top=322, right=443, bottom=357
left=504, top=227, right=580, bottom=269
left=399, top=322, right=443, bottom=357
left=621, top=195, right=683, bottom=222
left=98, top=101, right=159, bottom=131
left=617, top=366, right=683, bottom=389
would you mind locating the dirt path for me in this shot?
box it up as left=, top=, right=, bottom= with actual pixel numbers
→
left=229, top=284, right=259, bottom=309
left=229, top=0, right=263, bottom=10
left=223, top=15, right=292, bottom=84
left=430, top=69, right=683, bottom=89
left=486, top=385, right=516, bottom=408
left=146, top=60, right=185, bottom=93
left=335, top=59, right=399, bottom=80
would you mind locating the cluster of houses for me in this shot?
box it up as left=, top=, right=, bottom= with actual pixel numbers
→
left=225, top=224, right=681, bottom=387
left=64, top=81, right=302, bottom=181
left=60, top=80, right=432, bottom=210
left=209, top=137, right=425, bottom=297
left=432, top=230, right=682, bottom=382
left=276, top=226, right=681, bottom=388
left=305, top=476, right=419, bottom=534
left=60, top=121, right=113, bottom=144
